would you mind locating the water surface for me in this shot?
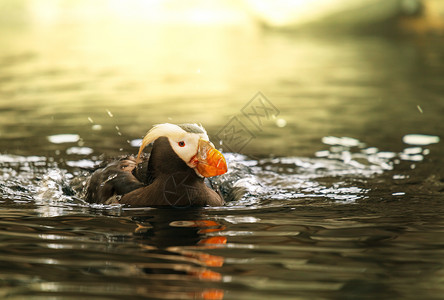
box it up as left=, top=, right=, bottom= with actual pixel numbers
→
left=1, top=2, right=444, bottom=299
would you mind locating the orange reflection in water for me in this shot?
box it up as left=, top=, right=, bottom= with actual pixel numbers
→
left=170, top=219, right=226, bottom=299
left=200, top=289, right=225, bottom=300
left=135, top=217, right=227, bottom=300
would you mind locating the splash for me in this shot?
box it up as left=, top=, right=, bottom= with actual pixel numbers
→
left=211, top=135, right=437, bottom=205
left=0, top=135, right=437, bottom=209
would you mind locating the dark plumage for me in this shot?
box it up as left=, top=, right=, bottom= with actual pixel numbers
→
left=83, top=125, right=226, bottom=207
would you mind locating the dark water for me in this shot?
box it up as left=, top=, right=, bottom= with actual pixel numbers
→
left=1, top=2, right=444, bottom=299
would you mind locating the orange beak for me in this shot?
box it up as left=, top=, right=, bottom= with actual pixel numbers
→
left=196, top=139, right=227, bottom=178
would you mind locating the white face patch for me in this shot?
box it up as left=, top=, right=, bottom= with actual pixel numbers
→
left=137, top=123, right=210, bottom=168
left=168, top=132, right=209, bottom=168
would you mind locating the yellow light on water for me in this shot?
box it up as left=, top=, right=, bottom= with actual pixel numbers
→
left=28, top=0, right=248, bottom=26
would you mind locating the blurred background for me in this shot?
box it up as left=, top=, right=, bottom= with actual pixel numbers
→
left=0, top=0, right=443, bottom=158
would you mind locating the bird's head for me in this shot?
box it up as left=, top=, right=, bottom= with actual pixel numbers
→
left=137, top=123, right=227, bottom=178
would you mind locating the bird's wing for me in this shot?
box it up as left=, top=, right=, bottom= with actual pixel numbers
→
left=84, top=156, right=146, bottom=204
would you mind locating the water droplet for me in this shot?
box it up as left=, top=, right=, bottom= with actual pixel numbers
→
left=66, top=147, right=93, bottom=155
left=47, top=134, right=80, bottom=144
left=403, top=147, right=422, bottom=155
left=322, top=136, right=360, bottom=147
left=276, top=118, right=287, bottom=128
left=376, top=152, right=396, bottom=159
left=315, top=150, right=329, bottom=157
left=130, top=139, right=142, bottom=147
left=392, top=192, right=405, bottom=196
left=92, top=124, right=102, bottom=131
left=403, top=134, right=439, bottom=146
left=66, top=159, right=97, bottom=168
left=400, top=153, right=423, bottom=161
left=362, top=147, right=378, bottom=154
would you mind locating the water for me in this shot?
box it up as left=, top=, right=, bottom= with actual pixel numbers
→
left=1, top=2, right=444, bottom=299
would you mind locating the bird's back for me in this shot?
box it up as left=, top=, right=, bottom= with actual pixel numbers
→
left=83, top=155, right=147, bottom=204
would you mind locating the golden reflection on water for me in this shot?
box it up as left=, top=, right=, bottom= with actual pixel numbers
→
left=1, top=0, right=443, bottom=159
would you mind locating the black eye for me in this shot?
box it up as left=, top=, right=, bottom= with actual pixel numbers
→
left=178, top=141, right=185, bottom=147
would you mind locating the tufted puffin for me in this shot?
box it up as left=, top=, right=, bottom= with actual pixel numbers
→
left=83, top=123, right=227, bottom=207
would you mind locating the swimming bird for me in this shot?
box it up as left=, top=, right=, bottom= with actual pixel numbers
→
left=83, top=123, right=227, bottom=207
